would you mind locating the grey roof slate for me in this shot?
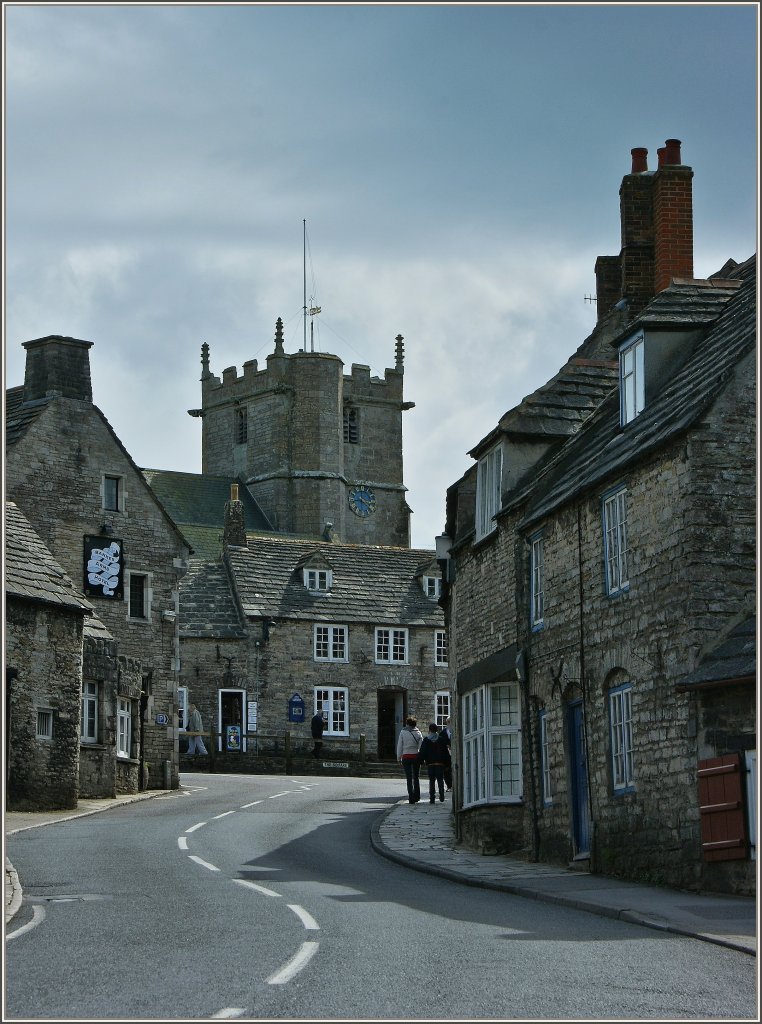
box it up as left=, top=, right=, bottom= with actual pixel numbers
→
left=179, top=559, right=247, bottom=639
left=5, top=501, right=94, bottom=615
left=4, top=387, right=51, bottom=447
left=227, top=536, right=445, bottom=627
left=141, top=469, right=274, bottom=540
left=678, top=615, right=756, bottom=689
left=519, top=256, right=756, bottom=529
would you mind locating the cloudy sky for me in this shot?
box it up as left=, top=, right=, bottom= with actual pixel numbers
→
left=4, top=3, right=758, bottom=549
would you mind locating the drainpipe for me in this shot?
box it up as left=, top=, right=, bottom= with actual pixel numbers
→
left=517, top=649, right=540, bottom=862
left=577, top=507, right=596, bottom=871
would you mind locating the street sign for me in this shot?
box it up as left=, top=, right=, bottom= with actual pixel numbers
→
left=155, top=713, right=168, bottom=726
left=322, top=761, right=349, bottom=769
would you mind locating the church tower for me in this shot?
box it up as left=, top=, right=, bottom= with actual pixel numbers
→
left=190, top=323, right=414, bottom=547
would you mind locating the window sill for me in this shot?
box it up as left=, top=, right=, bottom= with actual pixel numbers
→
left=472, top=528, right=499, bottom=552
left=605, top=587, right=630, bottom=600
left=80, top=742, right=108, bottom=750
left=116, top=755, right=140, bottom=765
left=462, top=797, right=524, bottom=810
left=531, top=621, right=545, bottom=633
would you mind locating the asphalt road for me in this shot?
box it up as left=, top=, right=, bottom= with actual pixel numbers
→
left=5, top=774, right=757, bottom=1021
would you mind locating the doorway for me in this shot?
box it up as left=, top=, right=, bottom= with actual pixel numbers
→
left=377, top=689, right=406, bottom=760
left=567, top=698, right=590, bottom=856
left=218, top=688, right=247, bottom=752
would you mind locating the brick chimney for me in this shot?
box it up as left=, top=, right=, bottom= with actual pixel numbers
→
left=22, top=335, right=93, bottom=403
left=595, top=140, right=694, bottom=320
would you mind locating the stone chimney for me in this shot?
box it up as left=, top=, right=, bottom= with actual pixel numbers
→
left=22, top=335, right=93, bottom=402
left=223, top=482, right=247, bottom=548
left=595, top=139, right=694, bottom=320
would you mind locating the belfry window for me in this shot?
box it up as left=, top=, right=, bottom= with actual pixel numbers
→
left=343, top=406, right=359, bottom=444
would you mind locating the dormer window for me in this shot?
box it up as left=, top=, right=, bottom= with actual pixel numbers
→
left=620, top=333, right=644, bottom=426
left=475, top=445, right=502, bottom=540
left=423, top=576, right=441, bottom=600
left=304, top=568, right=332, bottom=592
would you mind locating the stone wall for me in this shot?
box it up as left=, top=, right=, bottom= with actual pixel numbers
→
left=6, top=600, right=83, bottom=810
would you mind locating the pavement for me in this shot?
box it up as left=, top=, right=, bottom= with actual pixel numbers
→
left=5, top=786, right=757, bottom=957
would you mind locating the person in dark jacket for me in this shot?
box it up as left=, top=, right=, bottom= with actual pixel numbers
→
left=440, top=717, right=453, bottom=791
left=311, top=711, right=326, bottom=758
left=418, top=722, right=451, bottom=803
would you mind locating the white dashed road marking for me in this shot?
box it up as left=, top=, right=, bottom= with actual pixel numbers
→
left=189, top=855, right=220, bottom=872
left=6, top=905, right=46, bottom=942
left=268, top=791, right=292, bottom=799
left=266, top=941, right=319, bottom=985
left=241, top=800, right=263, bottom=808
left=287, top=904, right=320, bottom=930
left=213, top=810, right=236, bottom=819
left=186, top=822, right=206, bottom=833
left=178, top=837, right=188, bottom=850
left=210, top=1008, right=246, bottom=1018
left=232, top=879, right=281, bottom=898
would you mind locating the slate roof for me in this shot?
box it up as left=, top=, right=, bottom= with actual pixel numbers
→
left=677, top=615, right=756, bottom=689
left=519, top=256, right=756, bottom=530
left=179, top=559, right=247, bottom=639
left=226, top=536, right=444, bottom=627
left=141, top=469, right=274, bottom=539
left=4, top=387, right=51, bottom=447
left=5, top=501, right=94, bottom=615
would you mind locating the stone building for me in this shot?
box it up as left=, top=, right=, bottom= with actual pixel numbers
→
left=439, top=140, right=756, bottom=894
left=5, top=336, right=192, bottom=793
left=144, top=329, right=448, bottom=768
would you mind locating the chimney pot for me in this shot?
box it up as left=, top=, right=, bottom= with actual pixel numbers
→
left=657, top=147, right=667, bottom=168
left=631, top=147, right=648, bottom=173
left=231, top=483, right=239, bottom=502
left=664, top=138, right=682, bottom=165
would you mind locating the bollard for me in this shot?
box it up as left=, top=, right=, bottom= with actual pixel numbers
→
left=163, top=759, right=172, bottom=789
left=359, top=733, right=366, bottom=764
left=284, top=730, right=292, bottom=774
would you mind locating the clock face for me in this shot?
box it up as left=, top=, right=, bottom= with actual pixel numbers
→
left=348, top=485, right=376, bottom=517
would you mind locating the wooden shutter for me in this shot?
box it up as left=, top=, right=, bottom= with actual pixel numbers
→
left=697, top=753, right=747, bottom=862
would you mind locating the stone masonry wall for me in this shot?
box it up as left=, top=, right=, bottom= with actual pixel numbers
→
left=6, top=600, right=83, bottom=810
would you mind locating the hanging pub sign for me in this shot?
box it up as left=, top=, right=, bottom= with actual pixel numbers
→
left=226, top=725, right=242, bottom=751
left=83, top=535, right=124, bottom=599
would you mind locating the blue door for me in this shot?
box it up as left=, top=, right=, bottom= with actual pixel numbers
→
left=568, top=700, right=590, bottom=855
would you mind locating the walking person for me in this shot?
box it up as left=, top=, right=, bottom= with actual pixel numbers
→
left=311, top=710, right=326, bottom=758
left=186, top=703, right=208, bottom=756
left=397, top=716, right=423, bottom=803
left=440, top=717, right=453, bottom=791
left=418, top=722, right=451, bottom=803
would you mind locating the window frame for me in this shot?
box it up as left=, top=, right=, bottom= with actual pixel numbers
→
left=375, top=627, right=409, bottom=665
left=314, top=686, right=349, bottom=737
left=602, top=486, right=629, bottom=596
left=619, top=333, right=645, bottom=426
left=343, top=405, right=359, bottom=444
left=36, top=708, right=54, bottom=741
left=313, top=624, right=349, bottom=663
left=423, top=576, right=442, bottom=600
left=435, top=691, right=451, bottom=728
left=475, top=445, right=502, bottom=541
left=304, top=568, right=332, bottom=592
left=81, top=681, right=99, bottom=744
left=609, top=683, right=635, bottom=793
left=462, top=682, right=523, bottom=808
left=102, top=473, right=124, bottom=513
left=434, top=629, right=449, bottom=667
left=745, top=750, right=757, bottom=861
left=116, top=697, right=132, bottom=758
left=178, top=685, right=189, bottom=732
left=530, top=531, right=545, bottom=630
left=235, top=406, right=248, bottom=445
left=127, top=571, right=151, bottom=621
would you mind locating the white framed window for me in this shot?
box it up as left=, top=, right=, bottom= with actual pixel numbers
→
left=435, top=691, right=450, bottom=727
left=434, top=629, right=448, bottom=667
left=102, top=473, right=124, bottom=513
left=423, top=576, right=441, bottom=599
left=540, top=709, right=552, bottom=804
left=178, top=686, right=189, bottom=731
left=620, top=334, right=645, bottom=426
left=128, top=572, right=151, bottom=620
left=462, top=683, right=522, bottom=807
left=81, top=681, right=99, bottom=743
left=375, top=627, right=408, bottom=664
left=530, top=532, right=544, bottom=629
left=235, top=406, right=248, bottom=444
left=117, top=697, right=132, bottom=757
left=603, top=487, right=629, bottom=596
left=609, top=684, right=634, bottom=791
left=745, top=750, right=756, bottom=861
left=475, top=445, right=502, bottom=540
left=36, top=708, right=54, bottom=740
left=314, top=624, right=348, bottom=662
left=304, top=568, right=332, bottom=592
left=314, top=687, right=349, bottom=736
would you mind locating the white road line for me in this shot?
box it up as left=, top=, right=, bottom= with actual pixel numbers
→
left=241, top=800, right=263, bottom=808
left=232, top=878, right=280, bottom=898
left=189, top=855, right=220, bottom=873
left=186, top=822, right=207, bottom=833
left=6, top=905, right=45, bottom=942
left=266, top=940, right=319, bottom=985
left=213, top=810, right=236, bottom=819
left=268, top=791, right=292, bottom=799
left=178, top=837, right=188, bottom=850
left=210, top=1009, right=246, bottom=1019
left=287, top=904, right=320, bottom=930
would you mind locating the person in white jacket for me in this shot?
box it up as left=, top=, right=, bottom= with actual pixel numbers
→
left=396, top=716, right=423, bottom=803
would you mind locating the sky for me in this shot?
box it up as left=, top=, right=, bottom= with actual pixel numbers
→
left=3, top=2, right=758, bottom=550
